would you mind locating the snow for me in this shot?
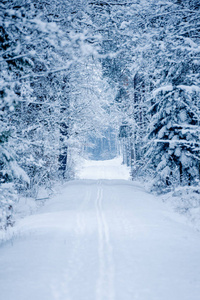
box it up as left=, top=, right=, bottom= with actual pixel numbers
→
left=161, top=185, right=200, bottom=230
left=77, top=156, right=130, bottom=180
left=10, top=161, right=30, bottom=184
left=152, top=84, right=173, bottom=96
left=178, top=85, right=200, bottom=93
left=1, top=158, right=200, bottom=300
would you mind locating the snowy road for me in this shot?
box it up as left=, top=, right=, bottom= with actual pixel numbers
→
left=0, top=159, right=200, bottom=300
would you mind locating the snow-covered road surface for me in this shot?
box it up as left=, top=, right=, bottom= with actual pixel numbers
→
left=77, top=156, right=130, bottom=180
left=0, top=158, right=200, bottom=300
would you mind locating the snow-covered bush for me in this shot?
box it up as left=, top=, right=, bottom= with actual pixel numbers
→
left=162, top=184, right=200, bottom=230
left=0, top=142, right=30, bottom=229
left=0, top=183, right=17, bottom=230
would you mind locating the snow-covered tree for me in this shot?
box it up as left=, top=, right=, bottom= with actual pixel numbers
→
left=138, top=0, right=200, bottom=190
left=0, top=0, right=70, bottom=225
left=87, top=0, right=200, bottom=190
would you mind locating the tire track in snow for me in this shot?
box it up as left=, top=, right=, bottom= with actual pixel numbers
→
left=76, top=189, right=92, bottom=234
left=51, top=187, right=92, bottom=300
left=96, top=181, right=115, bottom=300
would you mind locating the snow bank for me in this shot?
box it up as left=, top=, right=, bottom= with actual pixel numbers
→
left=161, top=185, right=200, bottom=230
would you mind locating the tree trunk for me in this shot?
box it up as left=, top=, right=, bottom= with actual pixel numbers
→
left=58, top=122, right=69, bottom=178
left=180, top=162, right=183, bottom=184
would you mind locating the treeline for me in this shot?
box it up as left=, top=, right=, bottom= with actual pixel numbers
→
left=90, top=0, right=200, bottom=192
left=0, top=0, right=111, bottom=228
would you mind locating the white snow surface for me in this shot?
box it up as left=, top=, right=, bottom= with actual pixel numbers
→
left=77, top=156, right=131, bottom=180
left=1, top=157, right=200, bottom=300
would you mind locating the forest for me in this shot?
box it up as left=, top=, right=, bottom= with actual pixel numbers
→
left=0, top=0, right=200, bottom=229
